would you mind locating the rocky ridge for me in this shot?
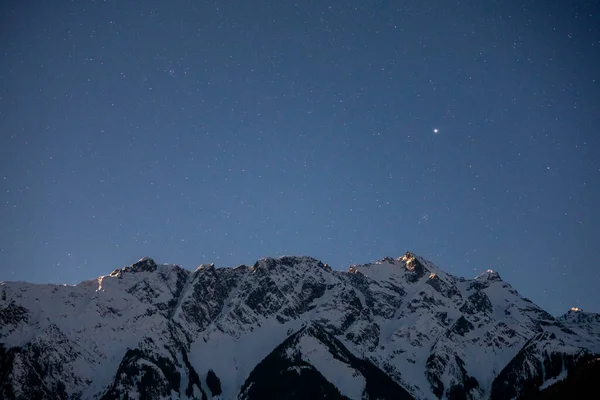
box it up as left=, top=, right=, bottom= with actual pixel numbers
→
left=1, top=252, right=598, bottom=399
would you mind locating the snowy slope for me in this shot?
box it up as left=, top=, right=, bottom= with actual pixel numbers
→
left=238, top=322, right=413, bottom=400
left=1, top=252, right=598, bottom=400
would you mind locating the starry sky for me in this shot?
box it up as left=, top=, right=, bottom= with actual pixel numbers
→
left=1, top=0, right=599, bottom=316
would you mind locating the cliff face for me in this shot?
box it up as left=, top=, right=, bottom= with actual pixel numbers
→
left=1, top=253, right=598, bottom=399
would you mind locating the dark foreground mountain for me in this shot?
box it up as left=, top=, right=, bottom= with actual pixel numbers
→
left=1, top=253, right=598, bottom=399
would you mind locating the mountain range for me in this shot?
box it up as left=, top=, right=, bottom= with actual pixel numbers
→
left=1, top=252, right=598, bottom=399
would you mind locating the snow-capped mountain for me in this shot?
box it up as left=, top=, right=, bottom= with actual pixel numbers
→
left=1, top=252, right=598, bottom=400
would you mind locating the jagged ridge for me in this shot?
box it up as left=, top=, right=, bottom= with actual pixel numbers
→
left=0, top=252, right=598, bottom=400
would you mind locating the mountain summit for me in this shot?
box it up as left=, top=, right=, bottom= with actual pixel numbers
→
left=1, top=253, right=598, bottom=399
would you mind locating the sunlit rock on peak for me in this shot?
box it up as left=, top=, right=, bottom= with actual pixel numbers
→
left=399, top=251, right=415, bottom=262
left=195, top=263, right=215, bottom=272
left=399, top=251, right=418, bottom=270
left=347, top=265, right=360, bottom=274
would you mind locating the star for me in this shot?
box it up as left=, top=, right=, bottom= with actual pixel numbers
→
left=433, top=128, right=439, bottom=134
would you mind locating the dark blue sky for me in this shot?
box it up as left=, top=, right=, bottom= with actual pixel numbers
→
left=1, top=0, right=599, bottom=316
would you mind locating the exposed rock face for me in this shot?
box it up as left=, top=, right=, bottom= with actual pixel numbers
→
left=0, top=254, right=598, bottom=399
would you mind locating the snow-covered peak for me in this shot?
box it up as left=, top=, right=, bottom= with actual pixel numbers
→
left=376, top=256, right=398, bottom=265
left=111, top=256, right=158, bottom=274
left=475, top=269, right=502, bottom=282
left=557, top=309, right=600, bottom=352
left=104, top=256, right=159, bottom=279
left=347, top=251, right=436, bottom=287
left=559, top=308, right=600, bottom=324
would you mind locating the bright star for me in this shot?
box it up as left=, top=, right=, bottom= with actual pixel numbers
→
left=433, top=128, right=439, bottom=133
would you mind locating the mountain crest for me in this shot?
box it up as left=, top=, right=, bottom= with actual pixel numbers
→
left=131, top=256, right=157, bottom=272
left=251, top=255, right=330, bottom=272
left=399, top=251, right=426, bottom=272
left=559, top=308, right=600, bottom=326
left=476, top=269, right=502, bottom=282
left=108, top=256, right=158, bottom=278
left=195, top=263, right=215, bottom=272
left=1, top=252, right=598, bottom=400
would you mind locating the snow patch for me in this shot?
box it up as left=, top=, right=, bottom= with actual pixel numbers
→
left=296, top=335, right=365, bottom=399
left=539, top=368, right=568, bottom=390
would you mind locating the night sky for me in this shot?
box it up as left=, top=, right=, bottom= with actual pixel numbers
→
left=1, top=0, right=599, bottom=316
